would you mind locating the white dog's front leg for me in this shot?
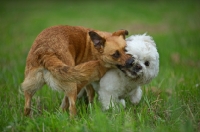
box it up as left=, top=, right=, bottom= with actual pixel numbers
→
left=98, top=90, right=115, bottom=110
left=119, top=99, right=126, bottom=108
left=129, top=86, right=142, bottom=104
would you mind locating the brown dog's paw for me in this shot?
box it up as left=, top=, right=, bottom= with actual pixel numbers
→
left=24, top=108, right=31, bottom=116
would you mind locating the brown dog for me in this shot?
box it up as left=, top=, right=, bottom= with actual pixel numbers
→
left=21, top=25, right=133, bottom=117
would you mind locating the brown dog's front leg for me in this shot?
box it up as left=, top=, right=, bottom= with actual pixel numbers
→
left=85, top=84, right=95, bottom=103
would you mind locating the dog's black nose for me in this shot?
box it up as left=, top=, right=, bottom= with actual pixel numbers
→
left=125, top=58, right=134, bottom=68
left=135, top=64, right=142, bottom=72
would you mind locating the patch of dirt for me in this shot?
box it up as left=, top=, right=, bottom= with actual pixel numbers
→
left=171, top=52, right=200, bottom=68
left=171, top=53, right=180, bottom=64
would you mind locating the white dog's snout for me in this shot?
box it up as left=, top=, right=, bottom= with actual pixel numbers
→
left=135, top=64, right=142, bottom=71
left=132, top=58, right=139, bottom=65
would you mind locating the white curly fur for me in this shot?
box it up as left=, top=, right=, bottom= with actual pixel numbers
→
left=96, top=34, right=159, bottom=110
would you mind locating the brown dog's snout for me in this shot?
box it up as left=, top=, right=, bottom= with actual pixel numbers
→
left=125, top=58, right=135, bottom=68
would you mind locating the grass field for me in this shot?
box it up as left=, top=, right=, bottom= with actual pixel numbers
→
left=0, top=1, right=200, bottom=132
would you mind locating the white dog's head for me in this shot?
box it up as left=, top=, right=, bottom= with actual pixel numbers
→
left=120, top=34, right=159, bottom=85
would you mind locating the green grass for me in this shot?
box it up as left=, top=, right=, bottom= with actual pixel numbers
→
left=0, top=1, right=200, bottom=132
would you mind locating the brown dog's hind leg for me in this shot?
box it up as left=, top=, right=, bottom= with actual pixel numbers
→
left=60, top=83, right=77, bottom=118
left=67, top=83, right=77, bottom=118
left=21, top=69, right=44, bottom=116
left=60, top=95, right=69, bottom=112
left=24, top=91, right=34, bottom=116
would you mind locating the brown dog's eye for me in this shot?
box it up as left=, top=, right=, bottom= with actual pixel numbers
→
left=112, top=50, right=120, bottom=59
left=144, top=61, right=150, bottom=66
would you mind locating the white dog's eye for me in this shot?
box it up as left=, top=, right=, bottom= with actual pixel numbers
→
left=144, top=61, right=150, bottom=66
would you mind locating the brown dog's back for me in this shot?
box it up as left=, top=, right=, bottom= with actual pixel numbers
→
left=26, top=26, right=91, bottom=73
left=24, top=26, right=101, bottom=83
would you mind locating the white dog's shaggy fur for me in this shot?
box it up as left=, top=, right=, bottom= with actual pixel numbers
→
left=95, top=34, right=159, bottom=110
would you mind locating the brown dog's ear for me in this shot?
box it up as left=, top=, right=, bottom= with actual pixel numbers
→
left=112, top=30, right=129, bottom=39
left=89, top=31, right=106, bottom=52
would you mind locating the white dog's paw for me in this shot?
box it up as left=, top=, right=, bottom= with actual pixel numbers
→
left=102, top=101, right=115, bottom=111
left=119, top=99, right=126, bottom=108
left=130, top=87, right=142, bottom=104
left=98, top=91, right=114, bottom=111
left=102, top=103, right=111, bottom=111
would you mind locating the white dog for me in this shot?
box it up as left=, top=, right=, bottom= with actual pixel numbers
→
left=94, top=34, right=159, bottom=110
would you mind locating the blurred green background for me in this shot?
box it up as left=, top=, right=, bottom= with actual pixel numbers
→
left=0, top=0, right=200, bottom=132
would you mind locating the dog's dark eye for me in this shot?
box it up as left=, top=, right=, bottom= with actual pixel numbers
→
left=144, top=61, right=150, bottom=66
left=112, top=50, right=120, bottom=59
left=124, top=48, right=127, bottom=52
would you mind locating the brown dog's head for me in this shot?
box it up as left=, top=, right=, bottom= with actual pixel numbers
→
left=89, top=30, right=134, bottom=68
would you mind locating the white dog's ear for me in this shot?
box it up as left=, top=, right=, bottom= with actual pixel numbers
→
left=143, top=34, right=156, bottom=47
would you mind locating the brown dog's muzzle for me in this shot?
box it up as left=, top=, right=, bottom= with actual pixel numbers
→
left=117, top=56, right=134, bottom=70
left=125, top=57, right=135, bottom=68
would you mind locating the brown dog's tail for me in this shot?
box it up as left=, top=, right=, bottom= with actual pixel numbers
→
left=40, top=54, right=100, bottom=83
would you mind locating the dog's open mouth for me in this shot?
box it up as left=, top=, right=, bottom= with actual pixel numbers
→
left=130, top=70, right=137, bottom=76
left=117, top=65, right=126, bottom=73
left=127, top=70, right=141, bottom=81
left=127, top=69, right=139, bottom=78
left=117, top=64, right=123, bottom=70
left=117, top=65, right=141, bottom=79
